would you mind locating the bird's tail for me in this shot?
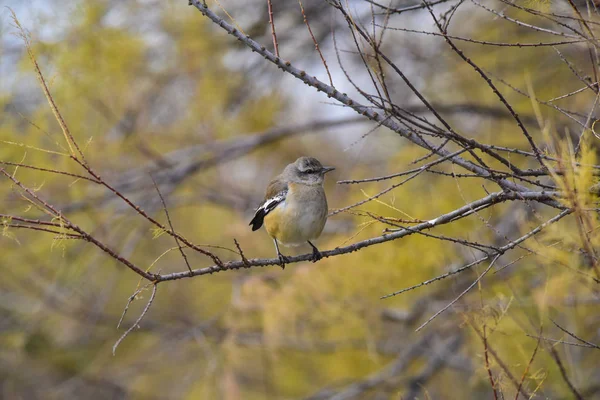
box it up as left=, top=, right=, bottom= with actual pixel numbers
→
left=249, top=209, right=265, bottom=231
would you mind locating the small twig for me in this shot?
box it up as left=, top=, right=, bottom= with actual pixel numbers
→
left=0, top=214, right=64, bottom=227
left=367, top=0, right=450, bottom=15
left=113, top=283, right=158, bottom=356
left=234, top=238, right=251, bottom=267
left=368, top=212, right=495, bottom=253
left=116, top=284, right=152, bottom=329
left=470, top=0, right=581, bottom=39
left=482, top=325, right=499, bottom=400
left=526, top=334, right=600, bottom=349
left=423, top=0, right=546, bottom=168
left=298, top=0, right=333, bottom=86
left=330, top=169, right=427, bottom=216
left=548, top=347, right=584, bottom=400
left=1, top=167, right=156, bottom=280
left=72, top=157, right=224, bottom=267
left=382, top=208, right=571, bottom=299
left=151, top=177, right=193, bottom=273
left=470, top=322, right=532, bottom=399
left=10, top=9, right=87, bottom=164
left=267, top=0, right=279, bottom=57
left=554, top=47, right=598, bottom=94
left=0, top=161, right=101, bottom=183
left=516, top=329, right=541, bottom=399
left=550, top=318, right=600, bottom=350
left=4, top=223, right=82, bottom=238
left=415, top=254, right=501, bottom=332
left=337, top=148, right=469, bottom=184
left=376, top=24, right=585, bottom=47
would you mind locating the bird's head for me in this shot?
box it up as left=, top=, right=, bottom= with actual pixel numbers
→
left=284, top=157, right=335, bottom=185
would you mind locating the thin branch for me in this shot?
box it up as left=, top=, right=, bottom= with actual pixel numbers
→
left=548, top=347, right=584, bottom=400
left=423, top=0, right=546, bottom=168
left=73, top=157, right=224, bottom=267
left=366, top=0, right=450, bottom=15
left=113, top=283, right=158, bottom=355
left=526, top=334, right=600, bottom=349
left=299, top=0, right=333, bottom=86
left=233, top=238, right=251, bottom=268
left=516, top=329, right=541, bottom=399
left=267, top=0, right=279, bottom=57
left=10, top=10, right=87, bottom=164
left=0, top=167, right=155, bottom=280
left=551, top=318, right=600, bottom=350
left=470, top=0, right=582, bottom=39
left=116, top=284, right=152, bottom=329
left=337, top=148, right=469, bottom=184
left=381, top=208, right=572, bottom=299
left=376, top=24, right=585, bottom=47
left=470, top=322, right=532, bottom=399
left=3, top=224, right=83, bottom=238
left=483, top=325, right=499, bottom=400
left=415, top=254, right=502, bottom=332
left=0, top=161, right=101, bottom=183
left=151, top=177, right=193, bottom=274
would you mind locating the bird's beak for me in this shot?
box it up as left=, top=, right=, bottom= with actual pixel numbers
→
left=322, top=166, right=335, bottom=174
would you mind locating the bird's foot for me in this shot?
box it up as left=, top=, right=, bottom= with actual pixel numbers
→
left=277, top=253, right=289, bottom=269
left=310, top=246, right=323, bottom=263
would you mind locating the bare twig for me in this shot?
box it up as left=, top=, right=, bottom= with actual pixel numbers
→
left=526, top=334, right=600, bottom=349
left=113, top=283, right=158, bottom=355
left=116, top=284, right=153, bottom=329
left=516, top=329, right=541, bottom=399
left=423, top=0, right=546, bottom=168
left=151, top=177, right=193, bottom=274
left=234, top=238, right=251, bottom=267
left=548, top=347, right=584, bottom=400
left=470, top=322, right=532, bottom=399
left=382, top=208, right=572, bottom=299
left=482, top=326, right=498, bottom=400
left=267, top=0, right=279, bottom=57
left=415, top=254, right=502, bottom=332
left=551, top=318, right=600, bottom=350
left=298, top=0, right=333, bottom=86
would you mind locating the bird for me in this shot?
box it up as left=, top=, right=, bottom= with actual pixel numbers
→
left=249, top=157, right=335, bottom=268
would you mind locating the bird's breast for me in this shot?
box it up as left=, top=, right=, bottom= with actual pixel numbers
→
left=264, top=185, right=328, bottom=246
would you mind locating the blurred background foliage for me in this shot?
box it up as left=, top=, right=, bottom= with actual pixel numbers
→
left=1, top=0, right=599, bottom=399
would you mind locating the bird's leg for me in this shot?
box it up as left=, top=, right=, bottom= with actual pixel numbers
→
left=307, top=240, right=323, bottom=263
left=273, top=239, right=288, bottom=269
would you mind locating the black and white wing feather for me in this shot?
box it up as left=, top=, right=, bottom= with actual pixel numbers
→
left=249, top=189, right=287, bottom=231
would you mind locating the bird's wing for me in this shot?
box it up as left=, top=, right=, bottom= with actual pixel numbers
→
left=249, top=178, right=288, bottom=231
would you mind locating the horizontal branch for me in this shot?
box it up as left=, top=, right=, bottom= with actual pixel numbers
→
left=155, top=190, right=560, bottom=282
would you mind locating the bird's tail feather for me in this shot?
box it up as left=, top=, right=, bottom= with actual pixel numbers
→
left=249, top=209, right=265, bottom=231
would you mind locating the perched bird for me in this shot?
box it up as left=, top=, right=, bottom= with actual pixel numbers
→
left=249, top=157, right=335, bottom=268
